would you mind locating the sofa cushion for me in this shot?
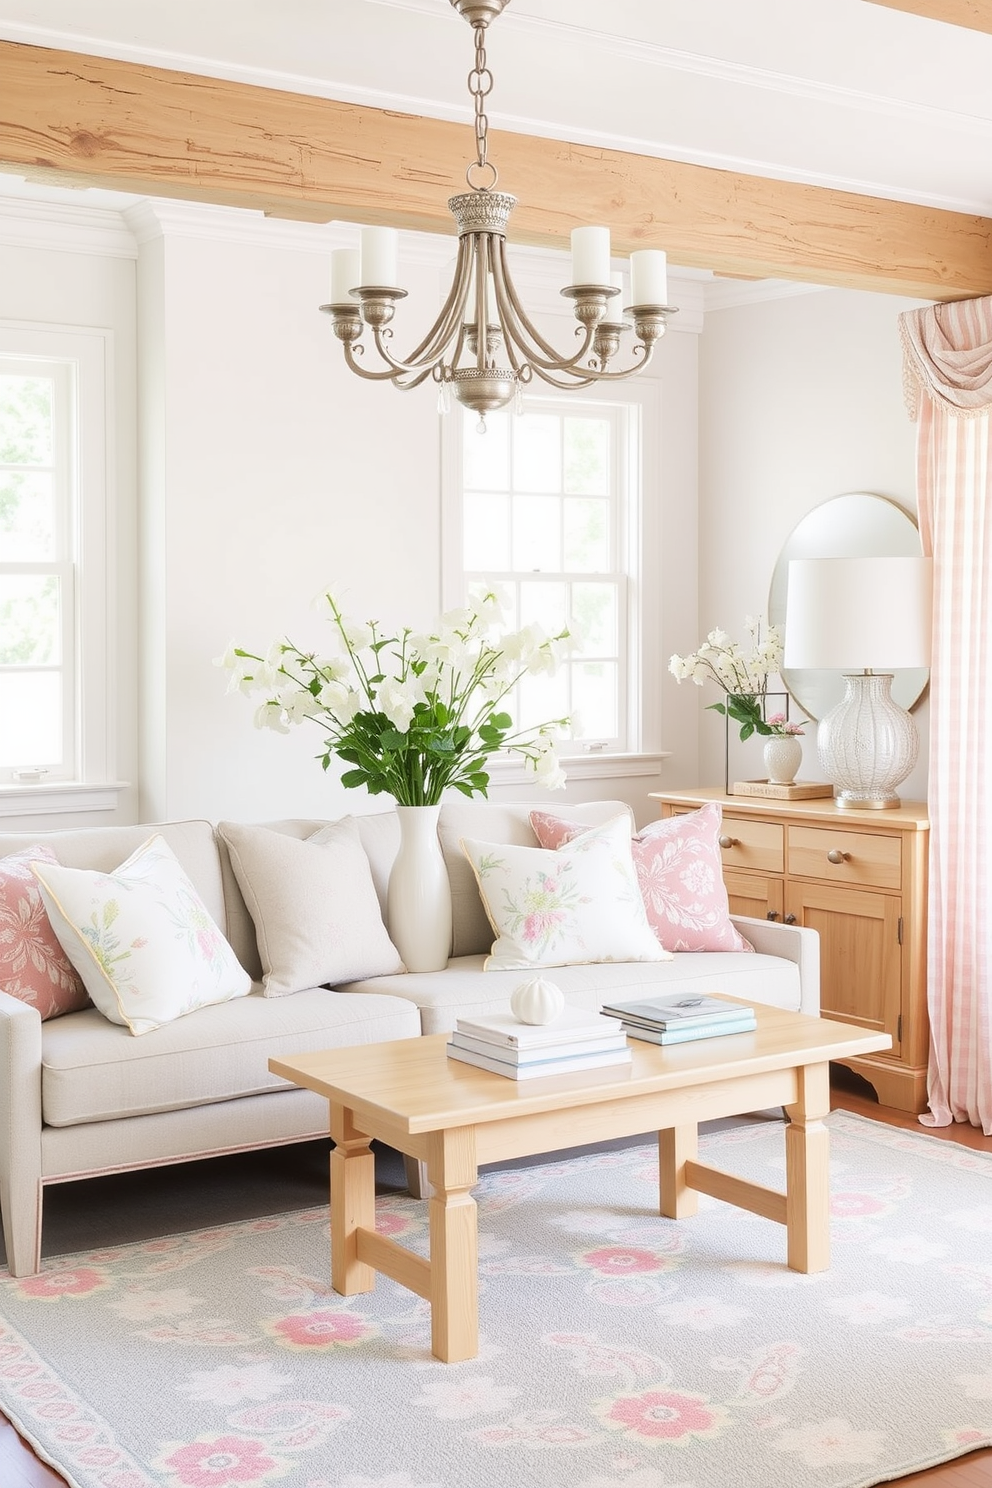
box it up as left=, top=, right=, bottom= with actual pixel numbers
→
left=218, top=818, right=404, bottom=996
left=439, top=799, right=632, bottom=958
left=531, top=803, right=754, bottom=954
left=32, top=835, right=252, bottom=1036
left=0, top=845, right=91, bottom=1019
left=338, top=952, right=802, bottom=1037
left=39, top=988, right=421, bottom=1127
left=461, top=814, right=667, bottom=971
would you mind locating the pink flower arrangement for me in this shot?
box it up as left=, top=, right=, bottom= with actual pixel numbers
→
left=765, top=712, right=805, bottom=737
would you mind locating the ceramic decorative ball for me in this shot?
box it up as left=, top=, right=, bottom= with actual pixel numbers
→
left=510, top=975, right=565, bottom=1025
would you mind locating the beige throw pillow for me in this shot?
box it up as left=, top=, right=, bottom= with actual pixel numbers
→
left=218, top=819, right=404, bottom=996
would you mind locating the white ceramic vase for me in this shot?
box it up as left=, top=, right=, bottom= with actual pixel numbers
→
left=387, top=804, right=453, bottom=973
left=763, top=735, right=803, bottom=786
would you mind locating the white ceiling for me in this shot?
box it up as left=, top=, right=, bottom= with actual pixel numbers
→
left=0, top=0, right=989, bottom=220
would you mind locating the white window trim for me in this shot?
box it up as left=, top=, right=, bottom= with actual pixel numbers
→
left=440, top=375, right=664, bottom=761
left=0, top=320, right=124, bottom=814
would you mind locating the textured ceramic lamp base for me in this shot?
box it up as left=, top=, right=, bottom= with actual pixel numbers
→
left=817, top=672, right=919, bottom=809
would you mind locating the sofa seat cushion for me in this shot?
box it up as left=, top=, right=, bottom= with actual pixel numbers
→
left=40, top=989, right=421, bottom=1127
left=338, top=952, right=802, bottom=1037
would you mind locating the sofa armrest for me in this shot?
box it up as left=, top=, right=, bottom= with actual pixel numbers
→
left=0, top=991, right=44, bottom=1273
left=731, top=916, right=820, bottom=1019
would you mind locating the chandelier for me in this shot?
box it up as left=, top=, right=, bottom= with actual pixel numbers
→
left=321, top=0, right=677, bottom=422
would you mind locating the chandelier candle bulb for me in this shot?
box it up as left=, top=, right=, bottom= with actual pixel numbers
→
left=570, top=226, right=611, bottom=286
left=630, top=249, right=668, bottom=307
left=360, top=226, right=399, bottom=287
left=330, top=247, right=361, bottom=305
left=609, top=271, right=627, bottom=318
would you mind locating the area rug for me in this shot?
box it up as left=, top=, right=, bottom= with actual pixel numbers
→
left=2, top=1112, right=991, bottom=1488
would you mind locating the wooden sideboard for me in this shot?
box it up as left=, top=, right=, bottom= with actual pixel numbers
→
left=650, top=789, right=930, bottom=1114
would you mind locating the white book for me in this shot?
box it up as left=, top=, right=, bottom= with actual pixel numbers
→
left=446, top=1042, right=633, bottom=1080
left=449, top=1028, right=628, bottom=1065
left=455, top=1007, right=620, bottom=1049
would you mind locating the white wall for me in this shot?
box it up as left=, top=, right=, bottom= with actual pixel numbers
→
left=690, top=285, right=930, bottom=804
left=127, top=204, right=700, bottom=829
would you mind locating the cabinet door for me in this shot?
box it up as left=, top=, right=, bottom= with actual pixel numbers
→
left=724, top=870, right=784, bottom=922
left=786, top=882, right=902, bottom=1055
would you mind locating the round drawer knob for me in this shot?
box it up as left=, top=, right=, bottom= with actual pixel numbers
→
left=826, top=848, right=850, bottom=865
left=784, top=913, right=797, bottom=924
left=718, top=834, right=737, bottom=849
left=766, top=910, right=780, bottom=921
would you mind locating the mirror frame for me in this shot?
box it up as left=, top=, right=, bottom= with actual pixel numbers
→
left=768, top=492, right=930, bottom=723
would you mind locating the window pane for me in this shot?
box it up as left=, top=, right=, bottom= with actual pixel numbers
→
left=0, top=575, right=61, bottom=663
left=572, top=581, right=617, bottom=653
left=564, top=416, right=609, bottom=495
left=572, top=661, right=618, bottom=739
left=463, top=409, right=509, bottom=490
left=0, top=375, right=54, bottom=465
left=512, top=495, right=560, bottom=571
left=564, top=497, right=610, bottom=572
left=513, top=414, right=560, bottom=493
left=519, top=580, right=567, bottom=634
left=464, top=491, right=510, bottom=569
left=0, top=671, right=62, bottom=766
left=517, top=668, right=568, bottom=733
left=0, top=471, right=57, bottom=560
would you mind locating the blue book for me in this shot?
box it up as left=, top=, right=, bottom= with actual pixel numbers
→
left=622, top=1015, right=757, bottom=1046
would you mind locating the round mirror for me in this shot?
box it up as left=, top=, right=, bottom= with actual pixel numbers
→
left=768, top=492, right=929, bottom=722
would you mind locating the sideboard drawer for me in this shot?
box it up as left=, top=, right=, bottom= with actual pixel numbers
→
left=787, top=825, right=902, bottom=890
left=718, top=817, right=784, bottom=874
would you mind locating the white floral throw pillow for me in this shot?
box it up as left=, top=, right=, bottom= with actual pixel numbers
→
left=32, top=834, right=251, bottom=1036
left=460, top=814, right=673, bottom=971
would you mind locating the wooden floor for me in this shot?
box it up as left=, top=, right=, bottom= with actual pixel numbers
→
left=2, top=1072, right=991, bottom=1487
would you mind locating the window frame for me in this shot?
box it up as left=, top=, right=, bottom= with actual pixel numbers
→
left=0, top=323, right=115, bottom=799
left=441, top=377, right=662, bottom=765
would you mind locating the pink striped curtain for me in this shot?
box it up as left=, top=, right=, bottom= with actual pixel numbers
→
left=900, top=297, right=992, bottom=1134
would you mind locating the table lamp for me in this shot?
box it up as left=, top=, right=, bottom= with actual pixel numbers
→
left=784, top=555, right=933, bottom=809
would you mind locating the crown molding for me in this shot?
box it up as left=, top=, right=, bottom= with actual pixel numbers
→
left=703, top=277, right=830, bottom=312
left=0, top=188, right=136, bottom=257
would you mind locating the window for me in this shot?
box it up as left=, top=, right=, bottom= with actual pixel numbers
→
left=445, top=389, right=650, bottom=754
left=0, top=327, right=112, bottom=790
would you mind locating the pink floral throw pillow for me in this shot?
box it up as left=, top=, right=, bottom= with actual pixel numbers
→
left=0, top=846, right=91, bottom=1019
left=530, top=803, right=754, bottom=954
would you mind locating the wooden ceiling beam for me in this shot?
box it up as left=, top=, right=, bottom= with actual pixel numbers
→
left=864, top=0, right=992, bottom=35
left=0, top=38, right=990, bottom=299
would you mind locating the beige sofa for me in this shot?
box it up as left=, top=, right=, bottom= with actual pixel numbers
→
left=0, top=800, right=819, bottom=1275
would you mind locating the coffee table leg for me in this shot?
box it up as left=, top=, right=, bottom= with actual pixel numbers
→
left=784, top=1062, right=831, bottom=1273
left=427, top=1127, right=478, bottom=1363
left=329, top=1103, right=376, bottom=1295
left=658, top=1124, right=699, bottom=1217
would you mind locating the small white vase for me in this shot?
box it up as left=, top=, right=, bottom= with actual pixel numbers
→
left=510, top=976, right=565, bottom=1025
left=763, top=735, right=803, bottom=786
left=387, top=805, right=453, bottom=973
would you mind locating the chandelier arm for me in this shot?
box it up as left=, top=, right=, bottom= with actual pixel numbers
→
left=341, top=341, right=409, bottom=383
left=491, top=244, right=603, bottom=374
left=524, top=342, right=658, bottom=388
left=383, top=237, right=475, bottom=370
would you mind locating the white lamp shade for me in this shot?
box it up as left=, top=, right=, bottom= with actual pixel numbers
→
left=784, top=556, right=933, bottom=671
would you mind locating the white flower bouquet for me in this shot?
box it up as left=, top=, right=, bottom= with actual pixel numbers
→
left=669, top=617, right=784, bottom=740
left=220, top=588, right=572, bottom=806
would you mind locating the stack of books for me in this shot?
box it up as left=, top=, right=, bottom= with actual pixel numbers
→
left=446, top=1007, right=632, bottom=1080
left=600, top=993, right=757, bottom=1045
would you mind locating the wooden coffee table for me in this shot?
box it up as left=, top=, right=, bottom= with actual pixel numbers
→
left=270, top=1003, right=890, bottom=1362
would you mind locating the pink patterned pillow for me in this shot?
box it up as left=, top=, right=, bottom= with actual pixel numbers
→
left=529, top=803, right=754, bottom=954
left=0, top=846, right=91, bottom=1019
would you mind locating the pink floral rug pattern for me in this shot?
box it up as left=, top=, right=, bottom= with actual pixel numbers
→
left=1, top=1112, right=990, bottom=1488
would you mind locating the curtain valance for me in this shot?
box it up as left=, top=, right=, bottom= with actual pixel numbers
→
left=900, top=297, right=992, bottom=420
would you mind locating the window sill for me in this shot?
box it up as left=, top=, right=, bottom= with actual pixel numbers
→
left=0, top=781, right=130, bottom=818
left=486, top=751, right=672, bottom=785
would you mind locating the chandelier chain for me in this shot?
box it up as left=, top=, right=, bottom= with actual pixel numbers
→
left=469, top=24, right=493, bottom=174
